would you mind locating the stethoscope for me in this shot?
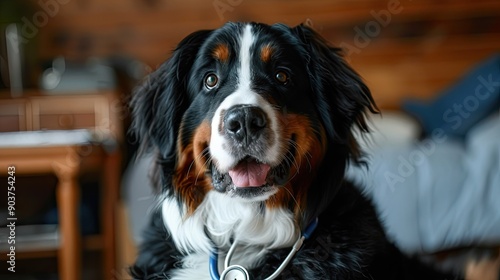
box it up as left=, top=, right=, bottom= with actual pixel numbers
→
left=209, top=218, right=319, bottom=280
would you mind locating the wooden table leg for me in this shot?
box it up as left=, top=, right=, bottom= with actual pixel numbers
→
left=53, top=150, right=82, bottom=280
left=102, top=151, right=120, bottom=279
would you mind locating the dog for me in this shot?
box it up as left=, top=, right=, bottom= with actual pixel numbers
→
left=129, top=22, right=461, bottom=279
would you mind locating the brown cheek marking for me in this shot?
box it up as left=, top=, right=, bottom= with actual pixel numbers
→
left=266, top=114, right=327, bottom=225
left=174, top=121, right=212, bottom=215
left=260, top=44, right=274, bottom=63
left=212, top=44, right=230, bottom=63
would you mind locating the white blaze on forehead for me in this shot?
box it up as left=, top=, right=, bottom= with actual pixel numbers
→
left=239, top=24, right=254, bottom=88
left=209, top=24, right=282, bottom=172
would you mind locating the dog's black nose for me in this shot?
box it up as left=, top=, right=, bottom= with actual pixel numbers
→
left=224, top=105, right=267, bottom=144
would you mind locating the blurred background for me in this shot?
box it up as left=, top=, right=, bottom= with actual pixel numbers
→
left=2, top=0, right=500, bottom=107
left=0, top=0, right=499, bottom=279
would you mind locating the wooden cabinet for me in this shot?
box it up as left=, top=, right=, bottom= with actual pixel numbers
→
left=31, top=96, right=106, bottom=131
left=0, top=90, right=122, bottom=280
left=0, top=99, right=30, bottom=132
left=0, top=91, right=122, bottom=141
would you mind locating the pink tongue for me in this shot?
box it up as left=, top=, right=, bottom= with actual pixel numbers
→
left=228, top=159, right=271, bottom=187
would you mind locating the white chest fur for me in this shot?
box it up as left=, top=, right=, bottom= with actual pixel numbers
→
left=162, top=191, right=299, bottom=278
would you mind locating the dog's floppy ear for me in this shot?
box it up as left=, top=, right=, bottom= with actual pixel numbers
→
left=292, top=24, right=379, bottom=224
left=131, top=30, right=212, bottom=162
left=292, top=23, right=379, bottom=162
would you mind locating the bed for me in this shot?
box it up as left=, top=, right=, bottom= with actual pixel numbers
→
left=347, top=54, right=500, bottom=274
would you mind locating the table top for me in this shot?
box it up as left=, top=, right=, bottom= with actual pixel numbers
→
left=0, top=129, right=93, bottom=148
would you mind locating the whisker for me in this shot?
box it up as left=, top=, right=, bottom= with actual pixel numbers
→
left=187, top=144, right=210, bottom=176
left=303, top=150, right=313, bottom=171
left=282, top=184, right=303, bottom=218
left=194, top=147, right=211, bottom=185
left=290, top=138, right=315, bottom=172
left=286, top=139, right=301, bottom=171
left=186, top=157, right=197, bottom=178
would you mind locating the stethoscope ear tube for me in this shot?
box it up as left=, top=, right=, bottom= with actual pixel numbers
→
left=209, top=251, right=221, bottom=280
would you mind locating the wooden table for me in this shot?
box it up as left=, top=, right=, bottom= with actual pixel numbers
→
left=0, top=130, right=120, bottom=280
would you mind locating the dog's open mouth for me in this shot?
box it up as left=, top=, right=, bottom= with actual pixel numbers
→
left=210, top=136, right=296, bottom=198
left=228, top=157, right=271, bottom=188
left=210, top=159, right=290, bottom=198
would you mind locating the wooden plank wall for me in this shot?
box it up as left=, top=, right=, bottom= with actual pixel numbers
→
left=31, top=0, right=500, bottom=109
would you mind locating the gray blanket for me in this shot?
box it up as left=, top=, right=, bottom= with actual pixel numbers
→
left=347, top=115, right=500, bottom=253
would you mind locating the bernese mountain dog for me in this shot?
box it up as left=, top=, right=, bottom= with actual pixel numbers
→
left=129, top=22, right=461, bottom=279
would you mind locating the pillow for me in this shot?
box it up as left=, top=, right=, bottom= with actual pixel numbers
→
left=353, top=111, right=420, bottom=153
left=402, top=54, right=500, bottom=140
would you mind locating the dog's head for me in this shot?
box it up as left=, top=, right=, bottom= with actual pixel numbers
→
left=131, top=22, right=377, bottom=226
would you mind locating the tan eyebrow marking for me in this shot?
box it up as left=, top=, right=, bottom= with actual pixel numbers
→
left=260, top=44, right=274, bottom=63
left=212, top=43, right=230, bottom=63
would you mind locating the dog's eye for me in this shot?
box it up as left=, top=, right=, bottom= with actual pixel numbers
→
left=275, top=71, right=289, bottom=85
left=205, top=74, right=219, bottom=89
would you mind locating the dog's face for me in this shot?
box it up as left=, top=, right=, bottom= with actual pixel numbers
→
left=132, top=22, right=376, bottom=223
left=190, top=24, right=326, bottom=203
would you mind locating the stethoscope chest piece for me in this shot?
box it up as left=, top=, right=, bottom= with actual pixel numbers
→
left=220, top=265, right=250, bottom=280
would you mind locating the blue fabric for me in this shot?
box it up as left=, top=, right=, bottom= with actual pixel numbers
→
left=403, top=54, right=500, bottom=139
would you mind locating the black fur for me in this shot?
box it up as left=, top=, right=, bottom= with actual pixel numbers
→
left=129, top=22, right=462, bottom=279
left=131, top=29, right=213, bottom=193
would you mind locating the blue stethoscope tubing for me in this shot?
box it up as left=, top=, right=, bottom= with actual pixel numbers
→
left=209, top=217, right=319, bottom=280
